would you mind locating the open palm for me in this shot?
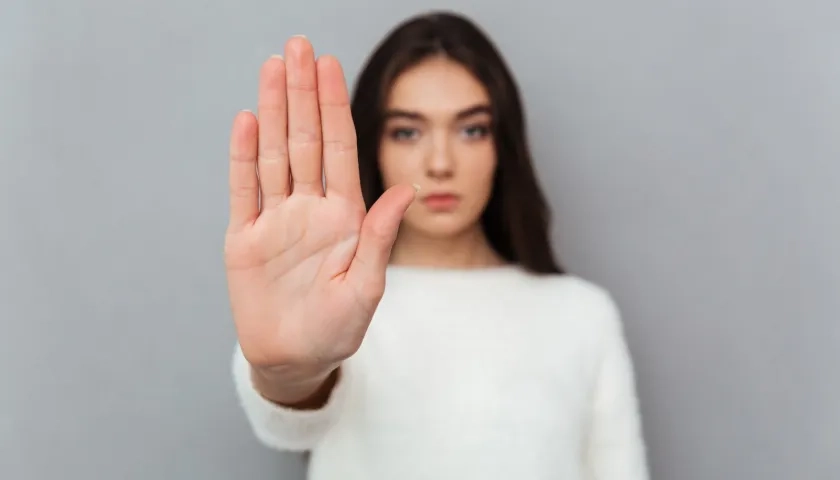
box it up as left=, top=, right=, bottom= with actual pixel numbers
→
left=224, top=37, right=415, bottom=372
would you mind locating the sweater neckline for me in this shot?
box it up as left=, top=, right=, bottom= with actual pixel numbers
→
left=385, top=263, right=523, bottom=277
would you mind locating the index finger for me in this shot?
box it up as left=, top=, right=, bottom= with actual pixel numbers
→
left=317, top=55, right=363, bottom=203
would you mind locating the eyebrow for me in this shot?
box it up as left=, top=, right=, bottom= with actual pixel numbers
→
left=383, top=103, right=492, bottom=122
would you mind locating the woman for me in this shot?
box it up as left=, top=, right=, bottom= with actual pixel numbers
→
left=225, top=11, right=649, bottom=480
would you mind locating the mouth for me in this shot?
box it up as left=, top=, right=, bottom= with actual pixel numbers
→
left=421, top=193, right=461, bottom=212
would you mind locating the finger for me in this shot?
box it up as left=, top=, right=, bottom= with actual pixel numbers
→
left=285, top=36, right=324, bottom=196
left=346, top=184, right=418, bottom=290
left=228, top=110, right=259, bottom=232
left=317, top=55, right=362, bottom=203
left=257, top=55, right=291, bottom=206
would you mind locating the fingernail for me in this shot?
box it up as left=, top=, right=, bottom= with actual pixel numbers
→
left=292, top=34, right=307, bottom=39
left=412, top=183, right=421, bottom=192
left=270, top=54, right=283, bottom=60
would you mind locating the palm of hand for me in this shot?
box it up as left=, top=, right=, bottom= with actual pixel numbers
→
left=224, top=38, right=415, bottom=370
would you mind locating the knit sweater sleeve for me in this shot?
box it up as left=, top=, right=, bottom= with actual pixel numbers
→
left=231, top=343, right=351, bottom=452
left=585, top=296, right=651, bottom=480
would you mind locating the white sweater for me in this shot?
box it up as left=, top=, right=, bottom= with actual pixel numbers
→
left=232, top=265, right=650, bottom=480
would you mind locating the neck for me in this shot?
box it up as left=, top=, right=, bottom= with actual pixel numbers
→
left=388, top=225, right=506, bottom=269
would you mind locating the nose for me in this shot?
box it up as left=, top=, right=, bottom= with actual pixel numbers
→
left=424, top=131, right=454, bottom=180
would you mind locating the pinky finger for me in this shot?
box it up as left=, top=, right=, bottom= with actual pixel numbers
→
left=228, top=110, right=259, bottom=232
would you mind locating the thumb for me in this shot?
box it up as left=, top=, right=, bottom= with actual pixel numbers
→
left=346, top=183, right=417, bottom=290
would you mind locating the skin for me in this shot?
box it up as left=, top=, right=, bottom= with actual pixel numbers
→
left=381, top=56, right=504, bottom=268
left=226, top=37, right=502, bottom=408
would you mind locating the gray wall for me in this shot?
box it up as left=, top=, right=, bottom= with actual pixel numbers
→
left=2, top=0, right=837, bottom=479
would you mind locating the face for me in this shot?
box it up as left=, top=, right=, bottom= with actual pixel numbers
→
left=378, top=56, right=496, bottom=239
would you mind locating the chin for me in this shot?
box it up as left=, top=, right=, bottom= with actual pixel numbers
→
left=404, top=213, right=481, bottom=239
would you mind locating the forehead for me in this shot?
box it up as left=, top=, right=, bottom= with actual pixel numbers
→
left=385, top=56, right=490, bottom=115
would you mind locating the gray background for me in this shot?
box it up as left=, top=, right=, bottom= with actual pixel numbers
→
left=1, top=0, right=837, bottom=478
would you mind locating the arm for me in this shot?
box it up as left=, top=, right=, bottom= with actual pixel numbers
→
left=232, top=344, right=351, bottom=452
left=224, top=36, right=414, bottom=457
left=585, top=301, right=650, bottom=480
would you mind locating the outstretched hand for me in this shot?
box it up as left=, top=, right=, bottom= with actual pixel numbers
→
left=225, top=36, right=416, bottom=373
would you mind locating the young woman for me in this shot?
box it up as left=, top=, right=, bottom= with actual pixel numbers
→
left=225, top=11, right=649, bottom=480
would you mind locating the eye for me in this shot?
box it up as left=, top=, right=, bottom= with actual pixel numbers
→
left=461, top=124, right=491, bottom=139
left=389, top=127, right=420, bottom=141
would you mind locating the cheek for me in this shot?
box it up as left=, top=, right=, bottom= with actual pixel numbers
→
left=377, top=143, right=422, bottom=188
left=460, top=146, right=497, bottom=204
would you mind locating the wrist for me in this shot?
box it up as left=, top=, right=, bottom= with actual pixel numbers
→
left=251, top=363, right=339, bottom=408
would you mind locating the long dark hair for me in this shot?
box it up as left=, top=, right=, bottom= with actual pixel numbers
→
left=350, top=10, right=564, bottom=275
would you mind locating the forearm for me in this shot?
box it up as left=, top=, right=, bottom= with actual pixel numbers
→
left=233, top=345, right=351, bottom=451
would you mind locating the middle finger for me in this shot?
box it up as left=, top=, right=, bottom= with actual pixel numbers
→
left=285, top=36, right=324, bottom=196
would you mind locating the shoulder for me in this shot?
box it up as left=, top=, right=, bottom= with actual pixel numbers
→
left=516, top=272, right=624, bottom=335
left=518, top=272, right=619, bottom=316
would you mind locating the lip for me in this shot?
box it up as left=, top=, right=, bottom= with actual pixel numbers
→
left=421, top=192, right=461, bottom=211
